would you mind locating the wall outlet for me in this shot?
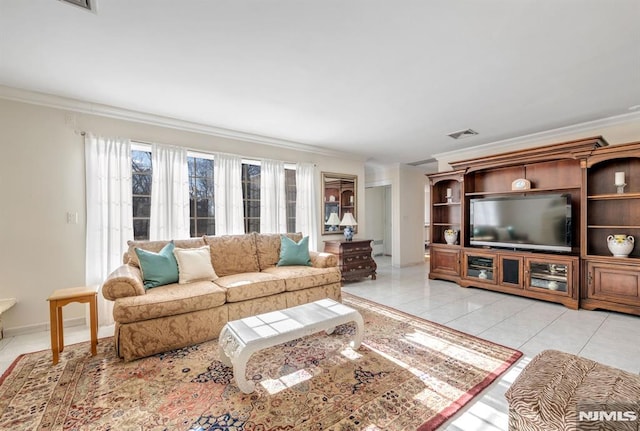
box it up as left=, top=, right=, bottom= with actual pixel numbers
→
left=66, top=211, right=78, bottom=224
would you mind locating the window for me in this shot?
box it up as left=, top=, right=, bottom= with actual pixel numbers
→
left=242, top=162, right=261, bottom=233
left=131, top=146, right=296, bottom=239
left=285, top=167, right=296, bottom=233
left=187, top=155, right=215, bottom=237
left=241, top=162, right=297, bottom=233
left=132, top=149, right=152, bottom=240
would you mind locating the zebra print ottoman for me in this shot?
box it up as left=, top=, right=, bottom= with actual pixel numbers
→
left=505, top=349, right=640, bottom=430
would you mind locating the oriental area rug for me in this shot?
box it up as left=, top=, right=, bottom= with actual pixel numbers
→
left=0, top=294, right=521, bottom=431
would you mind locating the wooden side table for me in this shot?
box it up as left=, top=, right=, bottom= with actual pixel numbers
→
left=324, top=239, right=377, bottom=281
left=47, top=286, right=99, bottom=365
left=0, top=298, right=17, bottom=340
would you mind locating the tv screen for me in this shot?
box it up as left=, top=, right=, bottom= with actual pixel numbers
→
left=470, top=194, right=572, bottom=252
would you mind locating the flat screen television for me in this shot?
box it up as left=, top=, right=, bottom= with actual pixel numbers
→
left=469, top=194, right=572, bottom=253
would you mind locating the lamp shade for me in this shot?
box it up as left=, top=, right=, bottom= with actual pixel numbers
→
left=339, top=212, right=358, bottom=226
left=326, top=212, right=341, bottom=225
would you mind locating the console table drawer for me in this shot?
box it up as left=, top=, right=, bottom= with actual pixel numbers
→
left=324, top=239, right=377, bottom=281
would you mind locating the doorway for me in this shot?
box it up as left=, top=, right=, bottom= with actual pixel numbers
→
left=365, top=185, right=392, bottom=256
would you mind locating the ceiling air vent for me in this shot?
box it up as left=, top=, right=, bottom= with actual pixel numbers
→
left=447, top=129, right=478, bottom=140
left=58, top=0, right=96, bottom=12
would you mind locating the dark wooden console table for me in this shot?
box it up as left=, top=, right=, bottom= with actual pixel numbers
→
left=324, top=239, right=377, bottom=281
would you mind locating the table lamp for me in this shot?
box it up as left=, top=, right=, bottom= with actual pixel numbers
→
left=339, top=212, right=358, bottom=241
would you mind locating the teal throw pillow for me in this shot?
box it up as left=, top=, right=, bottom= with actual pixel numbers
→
left=135, top=242, right=179, bottom=289
left=277, top=235, right=312, bottom=266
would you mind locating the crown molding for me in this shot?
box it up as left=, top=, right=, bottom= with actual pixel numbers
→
left=432, top=110, right=640, bottom=162
left=0, top=85, right=363, bottom=160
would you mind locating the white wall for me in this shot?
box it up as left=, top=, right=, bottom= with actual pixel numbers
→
left=0, top=97, right=365, bottom=333
left=394, top=164, right=427, bottom=267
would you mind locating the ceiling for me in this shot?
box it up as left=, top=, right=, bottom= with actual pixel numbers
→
left=1, top=0, right=639, bottom=164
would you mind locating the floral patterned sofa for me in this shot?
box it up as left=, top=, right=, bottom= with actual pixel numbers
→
left=102, top=233, right=341, bottom=361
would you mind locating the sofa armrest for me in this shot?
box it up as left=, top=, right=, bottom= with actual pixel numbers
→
left=309, top=251, right=338, bottom=268
left=102, top=265, right=145, bottom=301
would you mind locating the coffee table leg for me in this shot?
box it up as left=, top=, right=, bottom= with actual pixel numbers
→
left=218, top=343, right=232, bottom=367
left=350, top=313, right=364, bottom=349
left=233, top=349, right=256, bottom=394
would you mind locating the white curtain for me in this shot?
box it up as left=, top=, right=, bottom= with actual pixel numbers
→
left=295, top=162, right=319, bottom=250
left=85, top=134, right=133, bottom=326
left=260, top=159, right=287, bottom=233
left=149, top=144, right=190, bottom=240
left=214, top=153, right=245, bottom=235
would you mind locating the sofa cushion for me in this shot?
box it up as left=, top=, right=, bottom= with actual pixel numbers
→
left=113, top=281, right=226, bottom=324
left=203, top=234, right=260, bottom=276
left=262, top=266, right=341, bottom=291
left=277, top=235, right=312, bottom=267
left=173, top=245, right=218, bottom=284
left=214, top=272, right=286, bottom=302
left=135, top=242, right=179, bottom=289
left=125, top=238, right=206, bottom=267
left=255, top=232, right=303, bottom=270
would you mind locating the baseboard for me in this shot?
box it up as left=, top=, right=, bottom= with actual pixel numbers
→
left=3, top=317, right=86, bottom=338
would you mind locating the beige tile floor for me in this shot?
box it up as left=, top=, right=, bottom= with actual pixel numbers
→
left=1, top=255, right=638, bottom=430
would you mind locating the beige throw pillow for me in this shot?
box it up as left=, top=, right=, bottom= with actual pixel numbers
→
left=173, top=246, right=218, bottom=284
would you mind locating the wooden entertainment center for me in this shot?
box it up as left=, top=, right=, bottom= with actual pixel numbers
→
left=428, top=136, right=640, bottom=315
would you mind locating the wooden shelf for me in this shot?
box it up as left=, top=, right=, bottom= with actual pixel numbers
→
left=433, top=202, right=461, bottom=206
left=587, top=192, right=640, bottom=200
left=587, top=225, right=640, bottom=229
left=432, top=222, right=461, bottom=226
left=466, top=186, right=580, bottom=197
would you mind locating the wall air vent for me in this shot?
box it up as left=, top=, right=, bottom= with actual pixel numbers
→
left=447, top=129, right=478, bottom=140
left=58, top=0, right=96, bottom=12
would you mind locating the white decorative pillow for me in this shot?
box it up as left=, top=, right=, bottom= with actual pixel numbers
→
left=173, top=246, right=218, bottom=284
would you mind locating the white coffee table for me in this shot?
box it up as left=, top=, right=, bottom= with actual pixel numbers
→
left=218, top=298, right=364, bottom=394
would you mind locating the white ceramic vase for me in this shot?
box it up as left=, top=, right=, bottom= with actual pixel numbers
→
left=444, top=229, right=458, bottom=245
left=607, top=234, right=634, bottom=257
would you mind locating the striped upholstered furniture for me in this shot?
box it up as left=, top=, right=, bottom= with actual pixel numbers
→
left=505, top=349, right=640, bottom=430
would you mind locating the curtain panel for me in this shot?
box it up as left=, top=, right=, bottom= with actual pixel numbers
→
left=85, top=134, right=133, bottom=326
left=214, top=153, right=245, bottom=235
left=295, top=162, right=319, bottom=250
left=149, top=144, right=190, bottom=240
left=260, top=159, right=287, bottom=234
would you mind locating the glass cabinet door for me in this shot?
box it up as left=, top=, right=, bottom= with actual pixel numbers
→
left=526, top=260, right=570, bottom=294
left=465, top=253, right=495, bottom=283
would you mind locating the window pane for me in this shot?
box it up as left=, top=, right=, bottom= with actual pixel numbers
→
left=196, top=198, right=213, bottom=217
left=133, top=219, right=149, bottom=240
left=132, top=150, right=152, bottom=173
left=196, top=219, right=215, bottom=236
left=196, top=158, right=214, bottom=178
left=132, top=173, right=152, bottom=195
left=133, top=196, right=151, bottom=217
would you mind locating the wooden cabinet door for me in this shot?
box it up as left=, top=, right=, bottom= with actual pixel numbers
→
left=429, top=245, right=460, bottom=279
left=586, top=261, right=640, bottom=305
left=499, top=255, right=523, bottom=289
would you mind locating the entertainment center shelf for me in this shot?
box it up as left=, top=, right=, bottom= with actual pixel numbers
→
left=428, top=136, right=640, bottom=315
left=465, top=187, right=581, bottom=197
